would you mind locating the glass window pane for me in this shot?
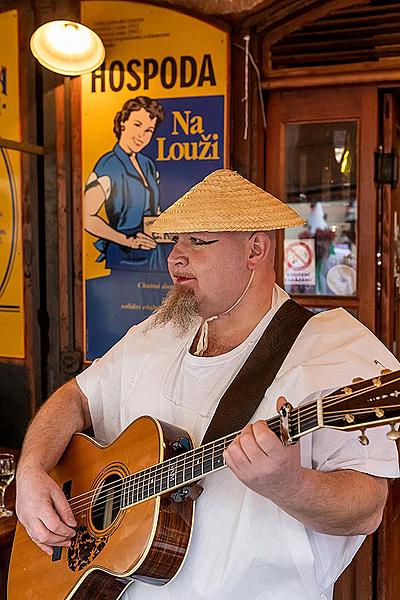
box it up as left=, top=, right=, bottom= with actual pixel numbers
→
left=284, top=121, right=357, bottom=297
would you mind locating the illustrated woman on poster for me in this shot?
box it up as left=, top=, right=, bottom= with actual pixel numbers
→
left=83, top=96, right=167, bottom=271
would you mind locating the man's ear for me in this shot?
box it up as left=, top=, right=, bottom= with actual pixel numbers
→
left=248, top=232, right=271, bottom=268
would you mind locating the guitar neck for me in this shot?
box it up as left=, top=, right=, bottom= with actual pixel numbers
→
left=120, top=403, right=317, bottom=508
left=119, top=369, right=400, bottom=508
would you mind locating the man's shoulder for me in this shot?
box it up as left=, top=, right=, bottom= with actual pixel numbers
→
left=279, top=306, right=399, bottom=381
left=297, top=306, right=385, bottom=356
left=270, top=307, right=399, bottom=407
left=304, top=306, right=364, bottom=334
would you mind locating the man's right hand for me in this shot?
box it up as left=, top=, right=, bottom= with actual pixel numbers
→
left=16, top=467, right=77, bottom=555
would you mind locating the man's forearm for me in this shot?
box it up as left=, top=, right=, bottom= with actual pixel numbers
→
left=267, top=468, right=388, bottom=536
left=18, top=379, right=91, bottom=475
left=225, top=420, right=388, bottom=537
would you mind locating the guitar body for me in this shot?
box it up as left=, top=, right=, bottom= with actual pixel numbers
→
left=8, top=416, right=195, bottom=600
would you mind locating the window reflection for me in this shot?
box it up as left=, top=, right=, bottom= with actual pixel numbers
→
left=284, top=122, right=357, bottom=296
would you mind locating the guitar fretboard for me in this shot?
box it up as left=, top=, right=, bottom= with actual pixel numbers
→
left=120, top=407, right=318, bottom=508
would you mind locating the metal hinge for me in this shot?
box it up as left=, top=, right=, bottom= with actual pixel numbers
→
left=374, top=147, right=398, bottom=188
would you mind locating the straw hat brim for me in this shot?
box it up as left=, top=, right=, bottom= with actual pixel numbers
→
left=150, top=169, right=306, bottom=234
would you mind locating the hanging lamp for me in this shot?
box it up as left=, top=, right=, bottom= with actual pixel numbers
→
left=30, top=20, right=105, bottom=76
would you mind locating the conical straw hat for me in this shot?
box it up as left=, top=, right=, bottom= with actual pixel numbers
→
left=150, top=169, right=305, bottom=234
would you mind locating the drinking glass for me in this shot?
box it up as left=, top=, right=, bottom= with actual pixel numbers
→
left=0, top=453, right=15, bottom=518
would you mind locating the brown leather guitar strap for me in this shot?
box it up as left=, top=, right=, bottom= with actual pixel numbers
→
left=201, top=299, right=313, bottom=445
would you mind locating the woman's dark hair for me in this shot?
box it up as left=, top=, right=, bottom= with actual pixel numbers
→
left=113, top=96, right=165, bottom=139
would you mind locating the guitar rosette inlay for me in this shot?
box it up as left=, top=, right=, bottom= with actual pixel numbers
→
left=67, top=524, right=109, bottom=571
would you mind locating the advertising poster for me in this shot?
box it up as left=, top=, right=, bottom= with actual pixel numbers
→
left=81, top=1, right=229, bottom=360
left=0, top=9, right=24, bottom=358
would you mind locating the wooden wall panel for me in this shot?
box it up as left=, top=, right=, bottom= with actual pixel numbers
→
left=230, top=29, right=266, bottom=186
left=0, top=0, right=41, bottom=447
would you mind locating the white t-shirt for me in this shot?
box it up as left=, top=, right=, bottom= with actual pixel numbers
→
left=76, top=285, right=400, bottom=600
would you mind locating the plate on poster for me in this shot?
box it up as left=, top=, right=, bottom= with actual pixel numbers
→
left=326, top=264, right=356, bottom=295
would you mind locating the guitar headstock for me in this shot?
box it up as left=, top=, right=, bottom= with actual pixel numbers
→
left=321, top=369, right=400, bottom=445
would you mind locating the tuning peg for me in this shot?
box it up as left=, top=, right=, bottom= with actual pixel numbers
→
left=386, top=424, right=400, bottom=441
left=352, top=377, right=364, bottom=384
left=358, top=429, right=370, bottom=446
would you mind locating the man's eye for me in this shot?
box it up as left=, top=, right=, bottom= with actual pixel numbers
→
left=191, top=238, right=219, bottom=246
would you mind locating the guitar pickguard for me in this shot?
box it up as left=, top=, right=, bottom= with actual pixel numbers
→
left=67, top=524, right=109, bottom=572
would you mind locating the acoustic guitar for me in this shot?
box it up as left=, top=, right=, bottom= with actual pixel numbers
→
left=8, top=370, right=400, bottom=599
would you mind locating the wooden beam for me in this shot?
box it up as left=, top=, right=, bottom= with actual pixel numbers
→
left=274, top=32, right=400, bottom=53
left=0, top=137, right=44, bottom=155
left=291, top=296, right=359, bottom=309
left=271, top=45, right=400, bottom=68
left=260, top=0, right=370, bottom=42
left=262, top=66, right=400, bottom=88
left=332, top=1, right=400, bottom=16
left=282, top=21, right=400, bottom=43
left=234, top=0, right=302, bottom=29
left=273, top=48, right=377, bottom=65
left=301, top=11, right=400, bottom=30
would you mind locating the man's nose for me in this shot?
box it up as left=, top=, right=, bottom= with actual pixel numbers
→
left=168, top=243, right=189, bottom=266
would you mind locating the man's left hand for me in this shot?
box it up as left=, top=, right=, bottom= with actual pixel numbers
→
left=224, top=397, right=302, bottom=500
left=223, top=397, right=388, bottom=536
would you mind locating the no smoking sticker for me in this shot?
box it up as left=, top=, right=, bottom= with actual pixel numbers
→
left=284, top=239, right=315, bottom=286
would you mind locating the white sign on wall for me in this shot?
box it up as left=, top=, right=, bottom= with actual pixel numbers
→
left=284, top=239, right=316, bottom=287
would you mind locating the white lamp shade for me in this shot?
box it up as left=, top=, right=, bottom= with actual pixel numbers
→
left=30, top=20, right=105, bottom=76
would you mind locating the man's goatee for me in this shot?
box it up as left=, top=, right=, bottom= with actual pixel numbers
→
left=146, top=284, right=200, bottom=334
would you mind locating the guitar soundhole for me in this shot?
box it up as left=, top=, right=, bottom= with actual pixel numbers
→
left=91, top=473, right=122, bottom=531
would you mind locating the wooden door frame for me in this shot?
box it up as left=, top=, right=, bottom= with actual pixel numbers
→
left=377, top=91, right=399, bottom=352
left=265, top=85, right=378, bottom=333
left=375, top=91, right=400, bottom=600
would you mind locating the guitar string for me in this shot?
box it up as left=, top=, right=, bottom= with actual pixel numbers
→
left=68, top=377, right=399, bottom=508
left=68, top=404, right=398, bottom=517
left=74, top=407, right=397, bottom=520
left=68, top=430, right=241, bottom=512
left=326, top=404, right=400, bottom=414
left=70, top=378, right=396, bottom=506
left=66, top=386, right=363, bottom=510
left=67, top=375, right=400, bottom=510
left=67, top=378, right=400, bottom=513
left=68, top=404, right=396, bottom=516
